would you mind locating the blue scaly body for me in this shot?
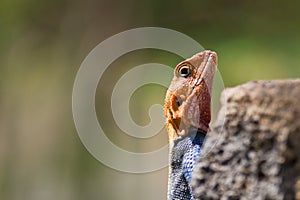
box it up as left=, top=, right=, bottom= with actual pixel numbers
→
left=168, top=130, right=206, bottom=200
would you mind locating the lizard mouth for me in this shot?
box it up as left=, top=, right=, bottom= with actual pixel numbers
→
left=182, top=51, right=217, bottom=133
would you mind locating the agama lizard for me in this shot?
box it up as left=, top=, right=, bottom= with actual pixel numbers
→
left=164, top=50, right=217, bottom=200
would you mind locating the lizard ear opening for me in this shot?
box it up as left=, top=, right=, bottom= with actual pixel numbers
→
left=176, top=96, right=183, bottom=107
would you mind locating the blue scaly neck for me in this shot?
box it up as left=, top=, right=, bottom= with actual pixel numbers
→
left=168, top=129, right=206, bottom=200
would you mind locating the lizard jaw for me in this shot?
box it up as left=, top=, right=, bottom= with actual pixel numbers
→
left=181, top=51, right=217, bottom=134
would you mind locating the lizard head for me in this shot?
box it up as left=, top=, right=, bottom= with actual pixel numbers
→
left=164, top=50, right=217, bottom=141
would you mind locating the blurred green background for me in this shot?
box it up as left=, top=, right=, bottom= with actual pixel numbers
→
left=1, top=0, right=299, bottom=199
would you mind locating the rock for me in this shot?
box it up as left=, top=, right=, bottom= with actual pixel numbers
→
left=191, top=80, right=300, bottom=200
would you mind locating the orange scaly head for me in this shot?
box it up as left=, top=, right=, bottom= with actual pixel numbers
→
left=164, top=50, right=217, bottom=141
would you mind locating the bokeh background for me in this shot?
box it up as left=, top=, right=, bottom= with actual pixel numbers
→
left=1, top=0, right=300, bottom=199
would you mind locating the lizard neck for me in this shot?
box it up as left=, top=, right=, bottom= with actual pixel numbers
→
left=168, top=129, right=206, bottom=200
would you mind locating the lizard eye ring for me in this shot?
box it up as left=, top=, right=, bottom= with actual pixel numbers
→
left=177, top=64, right=192, bottom=78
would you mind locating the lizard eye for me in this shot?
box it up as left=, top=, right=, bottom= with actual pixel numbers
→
left=178, top=65, right=192, bottom=78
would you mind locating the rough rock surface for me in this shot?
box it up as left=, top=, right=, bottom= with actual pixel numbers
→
left=191, top=80, right=300, bottom=200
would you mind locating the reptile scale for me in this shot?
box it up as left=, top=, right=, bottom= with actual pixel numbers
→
left=164, top=50, right=217, bottom=200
